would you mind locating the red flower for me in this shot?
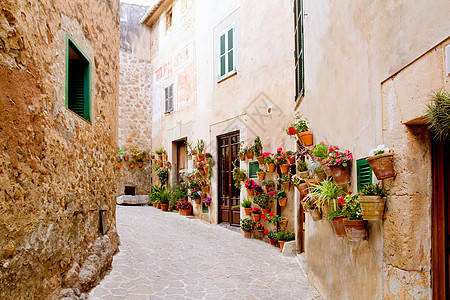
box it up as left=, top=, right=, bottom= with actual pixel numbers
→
left=264, top=230, right=269, bottom=235
left=277, top=147, right=282, bottom=152
left=348, top=191, right=352, bottom=195
left=338, top=197, right=345, bottom=206
left=265, top=217, right=269, bottom=221
left=269, top=212, right=275, bottom=217
left=288, top=127, right=297, bottom=135
left=261, top=214, right=266, bottom=219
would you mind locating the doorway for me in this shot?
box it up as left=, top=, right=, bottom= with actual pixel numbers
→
left=176, top=140, right=187, bottom=184
left=218, top=131, right=240, bottom=226
left=432, top=139, right=450, bottom=299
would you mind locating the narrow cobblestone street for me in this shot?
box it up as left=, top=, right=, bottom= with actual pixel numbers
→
left=89, top=206, right=320, bottom=299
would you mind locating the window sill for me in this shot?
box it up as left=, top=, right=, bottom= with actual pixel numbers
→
left=217, top=71, right=237, bottom=84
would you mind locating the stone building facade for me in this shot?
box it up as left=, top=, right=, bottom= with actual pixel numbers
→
left=117, top=3, right=152, bottom=197
left=0, top=0, right=120, bottom=298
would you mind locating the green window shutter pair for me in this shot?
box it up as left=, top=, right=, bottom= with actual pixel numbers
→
left=219, top=26, right=235, bottom=79
left=249, top=162, right=259, bottom=178
left=357, top=158, right=373, bottom=190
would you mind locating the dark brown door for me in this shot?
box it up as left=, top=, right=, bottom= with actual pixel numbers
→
left=176, top=140, right=187, bottom=184
left=432, top=139, right=450, bottom=299
left=218, top=131, right=240, bottom=226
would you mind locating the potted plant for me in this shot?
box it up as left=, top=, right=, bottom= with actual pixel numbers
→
left=199, top=178, right=209, bottom=194
left=155, top=147, right=164, bottom=160
left=275, top=148, right=290, bottom=174
left=159, top=188, right=170, bottom=211
left=129, top=160, right=136, bottom=168
left=263, top=152, right=276, bottom=172
left=277, top=229, right=295, bottom=252
left=277, top=174, right=290, bottom=191
left=341, top=194, right=368, bottom=241
left=177, top=200, right=193, bottom=216
left=268, top=213, right=283, bottom=228
left=232, top=168, right=247, bottom=189
left=312, top=142, right=332, bottom=176
left=245, top=145, right=254, bottom=160
left=310, top=160, right=326, bottom=181
left=117, top=148, right=125, bottom=168
left=358, top=183, right=387, bottom=220
left=197, top=161, right=206, bottom=176
left=193, top=169, right=200, bottom=178
left=308, top=180, right=346, bottom=215
left=203, top=197, right=212, bottom=206
left=275, top=190, right=287, bottom=207
left=232, top=198, right=252, bottom=215
left=366, top=145, right=395, bottom=180
left=325, top=210, right=347, bottom=237
left=253, top=193, right=272, bottom=211
left=251, top=207, right=262, bottom=222
left=165, top=161, right=171, bottom=168
left=254, top=223, right=265, bottom=239
left=156, top=159, right=163, bottom=167
left=268, top=231, right=278, bottom=246
left=297, top=160, right=309, bottom=179
left=254, top=136, right=264, bottom=164
left=426, top=90, right=450, bottom=141
left=305, top=175, right=319, bottom=187
left=288, top=115, right=313, bottom=146
left=256, top=168, right=266, bottom=181
left=157, top=168, right=169, bottom=186
left=292, top=175, right=308, bottom=195
left=245, top=179, right=262, bottom=196
left=286, top=150, right=296, bottom=164
left=239, top=149, right=246, bottom=161
left=326, top=145, right=353, bottom=185
left=300, top=194, right=322, bottom=221
left=189, top=188, right=202, bottom=204
left=196, top=139, right=205, bottom=161
left=185, top=138, right=195, bottom=157
left=261, top=179, right=275, bottom=193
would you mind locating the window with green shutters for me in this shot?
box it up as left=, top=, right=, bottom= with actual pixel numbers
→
left=294, top=0, right=304, bottom=101
left=357, top=158, right=373, bottom=190
left=249, top=162, right=259, bottom=178
left=218, top=25, right=235, bottom=81
left=66, top=35, right=91, bottom=122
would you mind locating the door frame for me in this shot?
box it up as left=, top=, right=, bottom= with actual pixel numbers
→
left=217, top=130, right=240, bottom=226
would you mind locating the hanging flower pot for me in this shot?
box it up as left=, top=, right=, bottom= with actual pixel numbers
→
left=151, top=159, right=156, bottom=165
left=138, top=161, right=144, bottom=168
left=278, top=197, right=288, bottom=207
left=296, top=183, right=308, bottom=195
left=287, top=155, right=296, bottom=165
left=244, top=207, right=252, bottom=216
left=279, top=218, right=288, bottom=228
left=246, top=189, right=254, bottom=196
left=262, top=208, right=271, bottom=215
left=243, top=230, right=252, bottom=238
left=328, top=165, right=350, bottom=185
left=162, top=154, right=168, bottom=161
left=199, top=169, right=205, bottom=176
left=252, top=213, right=261, bottom=223
left=201, top=186, right=209, bottom=194
left=161, top=203, right=168, bottom=211
left=239, top=154, right=245, bottom=161
left=307, top=208, right=322, bottom=221
left=330, top=216, right=346, bottom=237
left=123, top=155, right=129, bottom=162
left=157, top=161, right=163, bottom=167
left=204, top=166, right=209, bottom=176
left=279, top=241, right=286, bottom=252
left=320, top=159, right=333, bottom=177
left=366, top=152, right=395, bottom=180
left=267, top=163, right=276, bottom=172
left=194, top=198, right=201, bottom=204
left=298, top=131, right=313, bottom=146
left=256, top=171, right=266, bottom=181
left=117, top=161, right=122, bottom=169
left=280, top=164, right=290, bottom=175
left=343, top=219, right=368, bottom=241
left=129, top=162, right=136, bottom=169
left=256, top=156, right=265, bottom=165
left=358, top=195, right=386, bottom=220
left=194, top=172, right=200, bottom=178
left=281, top=182, right=290, bottom=191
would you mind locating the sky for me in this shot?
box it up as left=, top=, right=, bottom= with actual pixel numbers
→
left=120, top=0, right=156, bottom=6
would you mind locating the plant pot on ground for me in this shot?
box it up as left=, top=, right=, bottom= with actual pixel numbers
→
left=177, top=200, right=193, bottom=216
left=366, top=145, right=395, bottom=180
left=358, top=183, right=387, bottom=220
left=267, top=231, right=278, bottom=246
left=277, top=229, right=295, bottom=252
left=160, top=203, right=169, bottom=211
left=240, top=218, right=255, bottom=238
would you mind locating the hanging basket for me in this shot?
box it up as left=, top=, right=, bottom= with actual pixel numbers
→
left=280, top=164, right=290, bottom=175
left=330, top=216, right=346, bottom=237
left=252, top=213, right=261, bottom=222
left=328, top=165, right=350, bottom=185
left=358, top=195, right=386, bottom=220
left=267, top=163, right=276, bottom=172
left=278, top=197, right=288, bottom=207
left=256, top=156, right=265, bottom=164
left=257, top=172, right=266, bottom=181
left=246, top=151, right=254, bottom=160
left=366, top=152, right=395, bottom=180
left=296, top=183, right=308, bottom=195
left=298, top=131, right=313, bottom=146
left=279, top=218, right=288, bottom=228
left=281, top=182, right=290, bottom=191
left=244, top=207, right=252, bottom=216
left=343, top=219, right=368, bottom=241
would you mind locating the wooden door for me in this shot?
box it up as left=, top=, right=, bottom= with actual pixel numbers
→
left=432, top=139, right=450, bottom=299
left=177, top=140, right=187, bottom=184
left=218, top=131, right=240, bottom=226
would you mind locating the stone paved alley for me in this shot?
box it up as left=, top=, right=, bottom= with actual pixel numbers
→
left=89, top=206, right=320, bottom=299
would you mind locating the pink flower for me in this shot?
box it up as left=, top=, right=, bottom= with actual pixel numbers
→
left=344, top=150, right=350, bottom=155
left=336, top=158, right=343, bottom=164
left=328, top=148, right=333, bottom=153
left=334, top=152, right=339, bottom=157
left=346, top=155, right=352, bottom=161
left=269, top=190, right=275, bottom=196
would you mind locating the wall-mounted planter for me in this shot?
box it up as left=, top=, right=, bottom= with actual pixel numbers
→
left=278, top=197, right=287, bottom=207
left=296, top=183, right=308, bottom=195
left=366, top=152, right=395, bottom=180
left=257, top=172, right=266, bottom=181
left=280, top=217, right=288, bottom=228
left=280, top=164, right=290, bottom=174
left=330, top=216, right=346, bottom=237
left=328, top=165, right=350, bottom=185
left=343, top=219, right=368, bottom=241
left=256, top=156, right=265, bottom=164
left=358, top=195, right=386, bottom=220
left=298, top=131, right=313, bottom=146
left=244, top=207, right=252, bottom=216
left=267, top=163, right=276, bottom=172
left=246, top=151, right=254, bottom=160
left=307, top=208, right=322, bottom=221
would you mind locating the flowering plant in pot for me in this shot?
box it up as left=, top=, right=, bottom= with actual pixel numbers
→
left=239, top=149, right=246, bottom=161
left=263, top=152, right=276, bottom=172
left=288, top=115, right=313, bottom=146
left=297, top=160, right=309, bottom=179
left=196, top=161, right=206, bottom=176
left=275, top=190, right=288, bottom=207
left=177, top=200, right=193, bottom=215
left=300, top=194, right=322, bottom=221
left=366, top=145, right=395, bottom=180
left=232, top=168, right=247, bottom=189
left=292, top=175, right=308, bottom=195
left=256, top=168, right=266, bottom=181
left=267, top=230, right=278, bottom=246
left=358, top=183, right=387, bottom=220
left=254, top=223, right=265, bottom=239
left=254, top=136, right=264, bottom=164
left=251, top=207, right=262, bottom=222
left=313, top=142, right=332, bottom=176
left=240, top=218, right=255, bottom=238
left=277, top=174, right=291, bottom=191
left=196, top=139, right=205, bottom=161
left=245, top=179, right=263, bottom=196
left=276, top=229, right=295, bottom=252
left=189, top=189, right=202, bottom=204
left=325, top=210, right=347, bottom=237
left=244, top=146, right=254, bottom=160
left=275, top=148, right=290, bottom=174
left=253, top=193, right=272, bottom=210
left=286, top=150, right=296, bottom=164
left=202, top=197, right=212, bottom=206
left=268, top=212, right=287, bottom=228
left=326, top=145, right=352, bottom=185
left=261, top=179, right=275, bottom=192
left=232, top=198, right=253, bottom=215
left=341, top=194, right=368, bottom=241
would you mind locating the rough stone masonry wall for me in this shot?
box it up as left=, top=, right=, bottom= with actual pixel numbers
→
left=0, top=0, right=120, bottom=298
left=118, top=3, right=152, bottom=196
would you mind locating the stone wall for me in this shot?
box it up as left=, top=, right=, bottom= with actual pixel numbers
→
left=0, top=0, right=120, bottom=298
left=118, top=3, right=152, bottom=197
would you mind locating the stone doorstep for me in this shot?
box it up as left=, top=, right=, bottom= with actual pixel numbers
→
left=116, top=195, right=150, bottom=205
left=281, top=240, right=297, bottom=256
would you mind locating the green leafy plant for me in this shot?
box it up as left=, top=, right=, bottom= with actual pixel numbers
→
left=149, top=184, right=164, bottom=204
left=240, top=218, right=255, bottom=232
left=308, top=180, right=346, bottom=211
left=268, top=213, right=282, bottom=226
left=257, top=168, right=264, bottom=173
left=313, top=142, right=329, bottom=160
left=207, top=156, right=214, bottom=180
left=170, top=184, right=187, bottom=210
left=286, top=150, right=293, bottom=156
left=276, top=229, right=295, bottom=241
left=297, top=160, right=308, bottom=172
left=325, top=210, right=347, bottom=220
left=300, top=194, right=318, bottom=210
left=156, top=168, right=169, bottom=186
left=232, top=168, right=247, bottom=189
left=326, top=145, right=352, bottom=167
left=291, top=115, right=309, bottom=133
left=232, top=198, right=252, bottom=209
left=276, top=174, right=290, bottom=185
left=359, top=183, right=387, bottom=197
left=196, top=139, right=205, bottom=154
left=254, top=136, right=263, bottom=157
left=267, top=230, right=278, bottom=240
left=253, top=193, right=272, bottom=209
left=117, top=147, right=125, bottom=156
left=261, top=179, right=275, bottom=187
left=155, top=147, right=165, bottom=155
left=274, top=190, right=287, bottom=200
left=426, top=90, right=450, bottom=141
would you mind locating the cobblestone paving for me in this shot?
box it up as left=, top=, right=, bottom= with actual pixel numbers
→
left=89, top=206, right=321, bottom=300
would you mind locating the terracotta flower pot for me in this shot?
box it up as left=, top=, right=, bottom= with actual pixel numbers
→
left=117, top=162, right=122, bottom=168
left=299, top=171, right=309, bottom=179
left=307, top=208, right=322, bottom=221
left=280, top=164, right=290, bottom=175
left=162, top=154, right=168, bottom=160
left=247, top=189, right=254, bottom=196
left=281, top=182, right=290, bottom=191
left=320, top=159, right=333, bottom=177
left=195, top=172, right=200, bottom=178
left=204, top=166, right=209, bottom=176
left=157, top=161, right=163, bottom=167
left=129, top=163, right=135, bottom=169
left=305, top=178, right=319, bottom=187
left=256, top=156, right=265, bottom=165
left=246, top=151, right=254, bottom=160
left=243, top=230, right=252, bottom=238
left=328, top=165, right=350, bottom=185
left=165, top=162, right=171, bottom=168
left=366, top=152, right=395, bottom=180
left=267, top=163, right=276, bottom=172
left=179, top=208, right=192, bottom=216
left=358, top=195, right=386, bottom=220
left=252, top=213, right=261, bottom=223
left=287, top=155, right=296, bottom=165
left=194, top=199, right=201, bottom=204
left=296, top=183, right=308, bottom=195
left=279, top=218, right=288, bottom=228
left=197, top=153, right=205, bottom=161
left=244, top=207, right=252, bottom=216
left=330, top=216, right=346, bottom=237
left=256, top=230, right=265, bottom=240
left=138, top=162, right=144, bottom=168
left=298, top=131, right=313, bottom=146
left=157, top=154, right=163, bottom=160
left=278, top=197, right=288, bottom=207
left=262, top=208, right=271, bottom=215
left=279, top=240, right=286, bottom=252
left=161, top=203, right=168, bottom=211
left=269, top=238, right=278, bottom=246
left=151, top=154, right=155, bottom=159
left=343, top=219, right=368, bottom=241
left=256, top=172, right=266, bottom=181
left=239, top=154, right=245, bottom=161
left=156, top=203, right=161, bottom=209
left=151, top=159, right=156, bottom=165
left=322, top=200, right=339, bottom=216
left=123, top=155, right=129, bottom=162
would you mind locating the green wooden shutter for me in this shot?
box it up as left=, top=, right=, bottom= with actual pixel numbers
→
left=68, top=62, right=86, bottom=117
left=294, top=0, right=304, bottom=100
left=249, top=162, right=259, bottom=178
left=227, top=27, right=234, bottom=72
left=357, top=158, right=373, bottom=190
left=219, top=33, right=226, bottom=77
left=202, top=202, right=209, bottom=213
